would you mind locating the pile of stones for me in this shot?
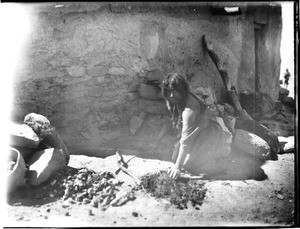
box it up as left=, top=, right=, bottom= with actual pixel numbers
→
left=45, top=166, right=135, bottom=210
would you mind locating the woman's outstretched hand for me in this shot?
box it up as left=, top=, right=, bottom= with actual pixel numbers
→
left=167, top=164, right=181, bottom=179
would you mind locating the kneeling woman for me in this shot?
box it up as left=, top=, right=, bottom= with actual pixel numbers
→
left=156, top=73, right=232, bottom=179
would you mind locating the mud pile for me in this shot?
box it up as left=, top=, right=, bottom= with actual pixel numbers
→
left=139, top=171, right=207, bottom=210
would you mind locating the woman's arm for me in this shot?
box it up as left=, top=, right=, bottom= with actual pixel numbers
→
left=168, top=107, right=196, bottom=178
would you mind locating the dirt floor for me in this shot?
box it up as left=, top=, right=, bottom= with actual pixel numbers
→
left=4, top=151, right=296, bottom=227
left=4, top=104, right=297, bottom=227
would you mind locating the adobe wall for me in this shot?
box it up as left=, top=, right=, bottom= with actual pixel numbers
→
left=11, top=2, right=282, bottom=154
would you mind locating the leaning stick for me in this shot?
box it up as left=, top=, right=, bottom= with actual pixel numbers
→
left=202, top=35, right=280, bottom=157
left=202, top=35, right=252, bottom=121
left=115, top=151, right=141, bottom=186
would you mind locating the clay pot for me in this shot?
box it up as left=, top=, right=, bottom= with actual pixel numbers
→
left=7, top=148, right=27, bottom=192
left=27, top=148, right=68, bottom=186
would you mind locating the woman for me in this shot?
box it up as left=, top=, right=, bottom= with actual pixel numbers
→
left=154, top=73, right=232, bottom=179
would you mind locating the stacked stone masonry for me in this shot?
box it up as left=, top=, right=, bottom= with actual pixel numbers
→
left=11, top=2, right=282, bottom=154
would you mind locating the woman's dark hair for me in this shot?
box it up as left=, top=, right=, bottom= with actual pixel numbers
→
left=161, top=73, right=190, bottom=129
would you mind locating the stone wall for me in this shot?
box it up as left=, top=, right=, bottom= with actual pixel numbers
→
left=10, top=2, right=282, bottom=154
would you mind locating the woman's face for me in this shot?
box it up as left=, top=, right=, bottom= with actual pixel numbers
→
left=165, top=85, right=183, bottom=105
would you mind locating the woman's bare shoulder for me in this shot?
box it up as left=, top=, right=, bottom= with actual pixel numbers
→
left=182, top=106, right=197, bottom=128
left=186, top=93, right=201, bottom=111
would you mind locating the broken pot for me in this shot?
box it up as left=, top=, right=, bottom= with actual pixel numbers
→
left=26, top=148, right=68, bottom=186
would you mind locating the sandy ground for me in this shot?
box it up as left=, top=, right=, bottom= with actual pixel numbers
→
left=4, top=150, right=296, bottom=227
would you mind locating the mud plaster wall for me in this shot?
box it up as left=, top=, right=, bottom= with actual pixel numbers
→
left=11, top=2, right=282, bottom=154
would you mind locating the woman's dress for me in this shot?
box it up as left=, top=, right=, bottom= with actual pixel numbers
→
left=173, top=92, right=232, bottom=175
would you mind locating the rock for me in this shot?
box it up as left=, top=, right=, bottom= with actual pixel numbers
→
left=276, top=194, right=284, bottom=200
left=282, top=97, right=294, bottom=107
left=9, top=122, right=40, bottom=148
left=110, top=190, right=136, bottom=207
left=62, top=203, right=70, bottom=208
left=132, top=212, right=139, bottom=217
left=102, top=196, right=111, bottom=206
left=24, top=113, right=51, bottom=126
left=232, top=129, right=270, bottom=160
left=23, top=113, right=52, bottom=139
left=91, top=199, right=99, bottom=208
left=138, top=82, right=161, bottom=100
left=82, top=198, right=90, bottom=204
left=49, top=192, right=55, bottom=198
left=88, top=209, right=94, bottom=216
left=138, top=99, right=168, bottom=115
left=6, top=148, right=27, bottom=192
left=235, top=119, right=279, bottom=160
left=279, top=87, right=289, bottom=99
left=66, top=65, right=86, bottom=77
left=108, top=67, right=125, bottom=75
left=278, top=136, right=294, bottom=153
left=129, top=116, right=144, bottom=135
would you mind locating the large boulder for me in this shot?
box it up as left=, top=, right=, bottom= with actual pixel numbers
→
left=232, top=129, right=270, bottom=160
left=234, top=119, right=279, bottom=160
